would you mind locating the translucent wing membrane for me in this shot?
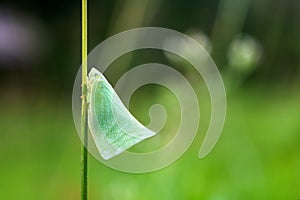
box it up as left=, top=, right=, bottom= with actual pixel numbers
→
left=87, top=68, right=156, bottom=160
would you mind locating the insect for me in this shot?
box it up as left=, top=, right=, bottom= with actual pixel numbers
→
left=87, top=68, right=156, bottom=160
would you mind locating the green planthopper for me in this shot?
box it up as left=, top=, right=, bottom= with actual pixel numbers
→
left=87, top=68, right=156, bottom=160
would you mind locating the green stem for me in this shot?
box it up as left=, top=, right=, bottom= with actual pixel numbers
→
left=81, top=0, right=88, bottom=199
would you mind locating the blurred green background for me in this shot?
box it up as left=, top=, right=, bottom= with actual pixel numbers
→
left=0, top=0, right=299, bottom=199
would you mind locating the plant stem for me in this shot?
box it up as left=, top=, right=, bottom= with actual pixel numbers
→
left=81, top=0, right=88, bottom=199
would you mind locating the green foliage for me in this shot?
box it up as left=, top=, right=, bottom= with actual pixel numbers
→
left=0, top=85, right=299, bottom=199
